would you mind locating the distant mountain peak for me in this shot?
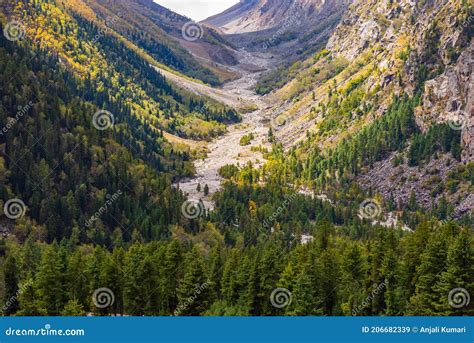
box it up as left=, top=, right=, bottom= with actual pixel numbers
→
left=204, top=0, right=329, bottom=34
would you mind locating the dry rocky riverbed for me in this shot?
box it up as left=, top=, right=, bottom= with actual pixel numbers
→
left=174, top=50, right=273, bottom=209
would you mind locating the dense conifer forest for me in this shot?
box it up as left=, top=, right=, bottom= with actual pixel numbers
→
left=0, top=0, right=472, bottom=317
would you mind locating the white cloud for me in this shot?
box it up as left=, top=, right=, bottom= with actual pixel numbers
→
left=155, top=0, right=239, bottom=21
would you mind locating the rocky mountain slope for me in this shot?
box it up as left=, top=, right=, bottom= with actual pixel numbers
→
left=74, top=0, right=239, bottom=84
left=273, top=0, right=472, bottom=146
left=249, top=0, right=473, bottom=212
left=205, top=0, right=327, bottom=34
left=1, top=0, right=247, bottom=143
left=417, top=39, right=473, bottom=163
left=204, top=0, right=351, bottom=61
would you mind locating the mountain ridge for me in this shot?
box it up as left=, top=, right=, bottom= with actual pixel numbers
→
left=204, top=0, right=351, bottom=67
left=205, top=0, right=328, bottom=34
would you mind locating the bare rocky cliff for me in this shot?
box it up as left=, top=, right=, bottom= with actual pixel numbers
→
left=205, top=0, right=329, bottom=34
left=249, top=0, right=472, bottom=212
left=271, top=0, right=472, bottom=154
left=416, top=40, right=473, bottom=162
left=204, top=0, right=351, bottom=63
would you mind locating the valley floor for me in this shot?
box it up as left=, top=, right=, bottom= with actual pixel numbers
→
left=174, top=50, right=274, bottom=209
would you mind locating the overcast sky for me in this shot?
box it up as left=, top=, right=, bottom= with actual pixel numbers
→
left=155, top=0, right=239, bottom=21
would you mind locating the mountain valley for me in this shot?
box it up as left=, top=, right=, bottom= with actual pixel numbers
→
left=0, top=0, right=472, bottom=317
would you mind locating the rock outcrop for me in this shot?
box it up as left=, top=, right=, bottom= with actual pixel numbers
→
left=416, top=40, right=473, bottom=162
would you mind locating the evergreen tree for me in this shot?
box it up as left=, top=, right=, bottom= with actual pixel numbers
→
left=161, top=240, right=183, bottom=314
left=62, top=299, right=86, bottom=316
left=177, top=247, right=210, bottom=315
left=407, top=226, right=451, bottom=315
left=221, top=249, right=240, bottom=304
left=208, top=245, right=223, bottom=298
left=66, top=249, right=90, bottom=313
left=35, top=244, right=67, bottom=315
left=258, top=242, right=284, bottom=315
left=433, top=228, right=473, bottom=315
left=3, top=254, right=19, bottom=315
left=318, top=249, right=340, bottom=315
left=289, top=262, right=323, bottom=316
left=17, top=277, right=44, bottom=316
left=101, top=248, right=126, bottom=315
left=381, top=249, right=398, bottom=315
left=340, top=243, right=367, bottom=315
